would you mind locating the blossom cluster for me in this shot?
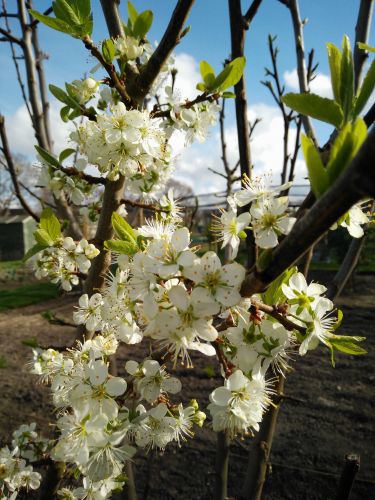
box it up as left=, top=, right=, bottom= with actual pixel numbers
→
left=0, top=424, right=43, bottom=499
left=213, top=174, right=296, bottom=259
left=34, top=237, right=99, bottom=291
left=29, top=336, right=203, bottom=498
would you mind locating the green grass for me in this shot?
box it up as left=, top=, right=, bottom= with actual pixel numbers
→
left=0, top=260, right=23, bottom=271
left=0, top=283, right=60, bottom=311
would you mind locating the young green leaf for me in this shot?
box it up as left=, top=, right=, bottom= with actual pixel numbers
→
left=34, top=228, right=55, bottom=246
left=326, top=42, right=342, bottom=104
left=23, top=243, right=47, bottom=262
left=29, top=10, right=76, bottom=36
left=102, top=38, right=115, bottom=64
left=127, top=1, right=138, bottom=25
left=329, top=338, right=367, bottom=355
left=353, top=58, right=375, bottom=117
left=301, top=135, right=329, bottom=197
left=326, top=118, right=367, bottom=183
left=60, top=105, right=71, bottom=122
left=40, top=208, right=62, bottom=242
left=196, top=82, right=206, bottom=92
left=340, top=35, right=354, bottom=122
left=222, top=91, right=236, bottom=98
left=133, top=10, right=153, bottom=39
left=213, top=56, right=246, bottom=92
left=111, top=212, right=137, bottom=243
left=49, top=84, right=80, bottom=109
left=357, top=42, right=375, bottom=53
left=261, top=267, right=297, bottom=305
left=200, top=61, right=216, bottom=88
left=59, top=148, right=76, bottom=163
left=34, top=145, right=61, bottom=168
left=104, top=239, right=138, bottom=255
left=282, top=93, right=344, bottom=128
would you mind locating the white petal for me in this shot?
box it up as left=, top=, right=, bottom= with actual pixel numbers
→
left=169, top=285, right=189, bottom=311
left=106, top=377, right=127, bottom=396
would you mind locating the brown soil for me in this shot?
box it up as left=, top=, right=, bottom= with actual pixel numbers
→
left=0, top=273, right=374, bottom=499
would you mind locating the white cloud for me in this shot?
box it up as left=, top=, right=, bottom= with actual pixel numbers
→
left=170, top=53, right=201, bottom=100
left=3, top=99, right=74, bottom=158
left=284, top=68, right=332, bottom=98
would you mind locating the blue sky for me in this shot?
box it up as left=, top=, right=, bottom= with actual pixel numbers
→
left=0, top=0, right=373, bottom=193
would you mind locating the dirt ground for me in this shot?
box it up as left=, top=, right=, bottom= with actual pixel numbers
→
left=0, top=272, right=374, bottom=499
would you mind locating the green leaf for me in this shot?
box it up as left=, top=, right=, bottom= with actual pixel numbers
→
left=196, top=82, right=206, bottom=92
left=222, top=91, right=236, bottom=98
left=60, top=105, right=70, bottom=122
left=329, top=338, right=367, bottom=355
left=326, top=42, right=342, bottom=104
left=261, top=267, right=297, bottom=305
left=21, top=337, right=39, bottom=348
left=326, top=119, right=367, bottom=183
left=52, top=0, right=93, bottom=37
left=40, top=208, right=62, bottom=242
left=59, top=148, right=76, bottom=163
left=34, top=145, right=60, bottom=168
left=301, top=135, right=329, bottom=197
left=282, top=93, right=344, bottom=128
left=357, top=42, right=375, bottom=53
left=29, top=10, right=76, bottom=36
left=213, top=56, right=246, bottom=92
left=354, top=58, right=375, bottom=117
left=127, top=1, right=138, bottom=25
left=133, top=10, right=153, bottom=39
left=340, top=35, right=354, bottom=122
left=49, top=84, right=80, bottom=109
left=111, top=212, right=137, bottom=243
left=200, top=60, right=216, bottom=88
left=34, top=228, right=55, bottom=246
left=102, top=38, right=115, bottom=64
left=23, top=243, right=47, bottom=262
left=104, top=239, right=138, bottom=255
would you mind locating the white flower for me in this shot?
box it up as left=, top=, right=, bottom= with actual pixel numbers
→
left=73, top=293, right=103, bottom=331
left=338, top=204, right=369, bottom=238
left=211, top=208, right=251, bottom=260
left=208, top=370, right=270, bottom=438
left=184, top=251, right=245, bottom=308
left=250, top=196, right=296, bottom=248
left=299, top=299, right=336, bottom=355
left=234, top=173, right=292, bottom=206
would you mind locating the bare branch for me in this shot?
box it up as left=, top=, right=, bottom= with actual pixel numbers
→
left=281, top=0, right=318, bottom=147
left=243, top=0, right=264, bottom=29
left=0, top=26, right=22, bottom=44
left=0, top=115, right=39, bottom=221
left=353, top=0, right=374, bottom=91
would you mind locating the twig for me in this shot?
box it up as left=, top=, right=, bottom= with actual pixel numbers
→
left=280, top=0, right=318, bottom=147
left=250, top=299, right=305, bottom=334
left=0, top=26, right=22, bottom=44
left=243, top=0, right=264, bottom=29
left=82, top=36, right=134, bottom=108
left=59, top=166, right=106, bottom=185
left=0, top=115, right=40, bottom=221
left=214, top=432, right=230, bottom=500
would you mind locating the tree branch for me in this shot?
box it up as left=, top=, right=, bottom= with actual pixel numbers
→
left=134, top=0, right=195, bottom=100
left=241, top=126, right=375, bottom=297
left=281, top=0, right=318, bottom=146
left=0, top=115, right=39, bottom=221
left=243, top=0, right=264, bottom=29
left=353, top=0, right=374, bottom=91
left=0, top=26, right=23, bottom=45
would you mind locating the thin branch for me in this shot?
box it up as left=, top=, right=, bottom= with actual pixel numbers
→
left=59, top=166, right=106, bottom=185
left=2, top=0, right=33, bottom=120
left=281, top=0, right=318, bottom=146
left=0, top=26, right=22, bottom=44
left=134, top=0, right=195, bottom=100
left=353, top=0, right=374, bottom=91
left=0, top=115, right=39, bottom=221
left=228, top=0, right=255, bottom=269
left=243, top=0, right=264, bottom=29
left=119, top=198, right=164, bottom=212
left=240, top=126, right=375, bottom=297
left=82, top=36, right=134, bottom=108
left=251, top=299, right=305, bottom=333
